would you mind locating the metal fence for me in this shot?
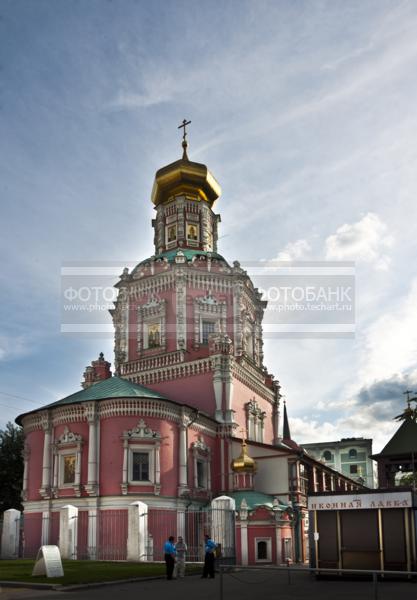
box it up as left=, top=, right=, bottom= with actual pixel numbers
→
left=218, top=565, right=417, bottom=600
left=65, top=505, right=235, bottom=562
left=147, top=507, right=235, bottom=563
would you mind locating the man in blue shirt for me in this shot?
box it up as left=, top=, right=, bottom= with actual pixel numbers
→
left=201, top=534, right=217, bottom=579
left=163, top=536, right=176, bottom=580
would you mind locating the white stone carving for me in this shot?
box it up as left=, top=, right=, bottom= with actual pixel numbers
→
left=124, top=418, right=161, bottom=440
left=191, top=435, right=211, bottom=454
left=57, top=426, right=82, bottom=444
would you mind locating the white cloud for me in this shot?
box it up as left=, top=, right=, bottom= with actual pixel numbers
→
left=0, top=335, right=31, bottom=362
left=358, top=278, right=417, bottom=385
left=325, top=212, right=393, bottom=269
left=291, top=408, right=399, bottom=454
left=275, top=239, right=312, bottom=261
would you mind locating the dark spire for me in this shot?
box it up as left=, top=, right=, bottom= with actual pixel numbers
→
left=283, top=400, right=291, bottom=440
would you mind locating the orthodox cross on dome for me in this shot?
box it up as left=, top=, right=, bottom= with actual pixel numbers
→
left=178, top=118, right=191, bottom=160
left=395, top=390, right=417, bottom=421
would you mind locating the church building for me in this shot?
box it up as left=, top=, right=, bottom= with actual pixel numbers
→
left=15, top=127, right=363, bottom=566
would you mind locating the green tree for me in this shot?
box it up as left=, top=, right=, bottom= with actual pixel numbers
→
left=0, top=422, right=24, bottom=513
left=398, top=471, right=417, bottom=488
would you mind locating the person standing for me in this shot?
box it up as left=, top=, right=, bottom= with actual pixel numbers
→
left=174, top=536, right=188, bottom=578
left=202, top=534, right=217, bottom=579
left=164, top=536, right=176, bottom=580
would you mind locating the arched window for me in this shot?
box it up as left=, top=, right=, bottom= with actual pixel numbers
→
left=323, top=450, right=332, bottom=461
left=257, top=541, right=267, bottom=560
left=349, top=449, right=357, bottom=459
left=255, top=538, right=271, bottom=561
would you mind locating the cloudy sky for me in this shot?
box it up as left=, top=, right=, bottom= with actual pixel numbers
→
left=1, top=0, right=417, bottom=452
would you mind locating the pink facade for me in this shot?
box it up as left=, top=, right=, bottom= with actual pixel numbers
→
left=16, top=144, right=363, bottom=564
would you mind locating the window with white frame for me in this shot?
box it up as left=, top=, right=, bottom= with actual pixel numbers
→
left=129, top=446, right=153, bottom=483
left=255, top=538, right=271, bottom=562
left=196, top=459, right=207, bottom=488
left=191, top=436, right=211, bottom=491
left=143, top=320, right=162, bottom=349
left=121, top=419, right=161, bottom=495
left=166, top=223, right=177, bottom=246
left=62, top=452, right=76, bottom=485
left=244, top=325, right=255, bottom=360
left=186, top=222, right=199, bottom=243
left=193, top=292, right=226, bottom=349
left=322, top=450, right=333, bottom=461
left=52, top=426, right=83, bottom=496
left=245, top=398, right=265, bottom=443
left=137, top=296, right=166, bottom=354
left=201, top=319, right=216, bottom=344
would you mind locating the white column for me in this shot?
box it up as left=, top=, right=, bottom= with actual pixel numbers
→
left=154, top=442, right=161, bottom=495
left=127, top=501, right=148, bottom=561
left=175, top=271, right=187, bottom=350
left=212, top=359, right=223, bottom=421
left=177, top=509, right=185, bottom=538
left=86, top=406, right=98, bottom=495
left=59, top=505, right=78, bottom=560
left=88, top=509, right=98, bottom=560
left=41, top=511, right=50, bottom=545
left=240, top=522, right=248, bottom=566
left=207, top=450, right=212, bottom=491
left=1, top=509, right=21, bottom=559
left=275, top=525, right=283, bottom=565
left=253, top=415, right=258, bottom=442
left=220, top=436, right=225, bottom=490
left=52, top=450, right=59, bottom=491
left=178, top=425, right=187, bottom=484
left=121, top=438, right=128, bottom=495
left=224, top=370, right=234, bottom=422
left=239, top=499, right=249, bottom=567
left=211, top=496, right=236, bottom=558
left=22, top=447, right=29, bottom=500
left=75, top=447, right=82, bottom=492
left=40, top=422, right=52, bottom=496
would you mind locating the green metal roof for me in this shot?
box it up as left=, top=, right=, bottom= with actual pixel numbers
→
left=16, top=377, right=167, bottom=424
left=137, top=249, right=227, bottom=266
left=377, top=417, right=417, bottom=456
left=227, top=490, right=289, bottom=511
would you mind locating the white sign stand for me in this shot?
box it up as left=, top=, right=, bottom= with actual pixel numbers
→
left=32, top=545, right=64, bottom=578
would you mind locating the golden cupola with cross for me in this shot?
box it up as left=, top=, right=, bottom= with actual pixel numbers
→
left=151, top=119, right=222, bottom=255
left=231, top=438, right=257, bottom=491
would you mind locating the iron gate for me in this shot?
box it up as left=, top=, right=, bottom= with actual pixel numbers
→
left=70, top=505, right=235, bottom=563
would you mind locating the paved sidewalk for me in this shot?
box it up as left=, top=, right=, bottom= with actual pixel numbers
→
left=1, top=570, right=416, bottom=600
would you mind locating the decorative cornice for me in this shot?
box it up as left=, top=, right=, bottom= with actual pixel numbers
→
left=21, top=396, right=217, bottom=437
left=232, top=362, right=275, bottom=404
left=120, top=350, right=185, bottom=376
left=126, top=357, right=212, bottom=386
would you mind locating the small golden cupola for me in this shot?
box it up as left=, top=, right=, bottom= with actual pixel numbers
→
left=231, top=439, right=257, bottom=491
left=151, top=120, right=222, bottom=256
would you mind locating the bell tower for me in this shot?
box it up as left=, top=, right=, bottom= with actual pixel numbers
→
left=151, top=119, right=221, bottom=255
left=111, top=122, right=281, bottom=450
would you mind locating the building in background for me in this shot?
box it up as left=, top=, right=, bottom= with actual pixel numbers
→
left=309, top=400, right=417, bottom=573
left=372, top=396, right=417, bottom=488
left=302, top=438, right=374, bottom=488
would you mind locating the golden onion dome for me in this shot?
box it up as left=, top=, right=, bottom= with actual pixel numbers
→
left=151, top=158, right=221, bottom=208
left=231, top=441, right=257, bottom=473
